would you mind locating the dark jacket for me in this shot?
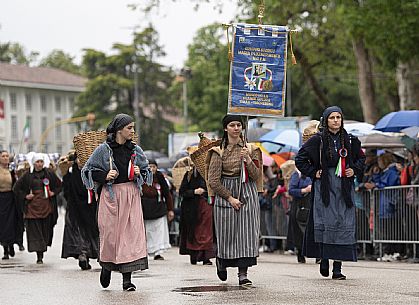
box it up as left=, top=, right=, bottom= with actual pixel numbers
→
left=141, top=171, right=173, bottom=220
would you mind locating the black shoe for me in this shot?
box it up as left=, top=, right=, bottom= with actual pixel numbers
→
left=190, top=257, right=197, bottom=265
left=332, top=273, right=347, bottom=280
left=100, top=267, right=111, bottom=288
left=320, top=259, right=329, bottom=277
left=154, top=255, right=164, bottom=260
left=8, top=245, right=15, bottom=257
left=36, top=259, right=43, bottom=264
left=216, top=259, right=227, bottom=281
left=18, top=244, right=25, bottom=251
left=239, top=279, right=253, bottom=287
left=297, top=255, right=306, bottom=263
left=79, top=254, right=89, bottom=270
left=203, top=260, right=213, bottom=265
left=2, top=254, right=9, bottom=260
left=315, top=258, right=321, bottom=264
left=123, top=282, right=136, bottom=291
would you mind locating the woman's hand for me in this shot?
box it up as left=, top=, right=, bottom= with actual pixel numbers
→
left=194, top=188, right=205, bottom=195
left=25, top=193, right=34, bottom=200
left=134, top=165, right=140, bottom=176
left=315, top=170, right=322, bottom=179
left=240, top=147, right=252, bottom=163
left=345, top=168, right=354, bottom=177
left=167, top=210, right=175, bottom=222
left=227, top=196, right=242, bottom=210
left=302, top=185, right=312, bottom=194
left=106, top=170, right=118, bottom=181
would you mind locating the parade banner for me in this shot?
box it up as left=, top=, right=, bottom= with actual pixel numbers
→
left=228, top=23, right=288, bottom=117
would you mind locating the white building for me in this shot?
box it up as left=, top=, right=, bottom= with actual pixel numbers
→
left=0, top=62, right=87, bottom=155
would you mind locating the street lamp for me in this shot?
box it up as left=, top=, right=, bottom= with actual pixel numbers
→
left=180, top=67, right=192, bottom=133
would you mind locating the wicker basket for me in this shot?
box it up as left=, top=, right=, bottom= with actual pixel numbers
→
left=171, top=156, right=193, bottom=190
left=190, top=133, right=221, bottom=178
left=73, top=130, right=138, bottom=166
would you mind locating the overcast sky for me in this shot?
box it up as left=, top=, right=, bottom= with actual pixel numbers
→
left=0, top=0, right=238, bottom=69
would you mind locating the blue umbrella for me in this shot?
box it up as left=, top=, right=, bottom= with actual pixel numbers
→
left=374, top=110, right=419, bottom=132
left=259, top=129, right=301, bottom=149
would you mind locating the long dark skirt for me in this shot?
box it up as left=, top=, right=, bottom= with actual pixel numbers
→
left=213, top=177, right=259, bottom=269
left=303, top=169, right=357, bottom=261
left=61, top=201, right=99, bottom=259
left=179, top=197, right=215, bottom=261
left=25, top=214, right=55, bottom=253
left=0, top=191, right=17, bottom=245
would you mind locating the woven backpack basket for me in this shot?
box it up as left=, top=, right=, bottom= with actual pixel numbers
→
left=190, top=132, right=221, bottom=178
left=73, top=130, right=138, bottom=166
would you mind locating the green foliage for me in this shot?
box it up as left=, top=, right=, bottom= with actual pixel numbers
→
left=0, top=42, right=38, bottom=64
left=76, top=26, right=175, bottom=152
left=39, top=49, right=81, bottom=74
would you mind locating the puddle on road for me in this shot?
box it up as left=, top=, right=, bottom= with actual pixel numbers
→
left=173, top=285, right=251, bottom=293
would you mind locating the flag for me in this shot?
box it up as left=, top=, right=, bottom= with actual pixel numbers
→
left=23, top=121, right=30, bottom=143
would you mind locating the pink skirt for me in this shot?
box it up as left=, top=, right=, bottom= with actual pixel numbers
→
left=98, top=182, right=147, bottom=264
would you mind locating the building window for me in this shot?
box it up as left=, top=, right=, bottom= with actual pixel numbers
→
left=42, top=144, right=49, bottom=153
left=10, top=93, right=17, bottom=110
left=56, top=144, right=63, bottom=154
left=41, top=95, right=47, bottom=112
left=26, top=116, right=32, bottom=137
left=56, top=118, right=62, bottom=140
left=41, top=117, right=47, bottom=133
left=25, top=94, right=32, bottom=111
left=55, top=96, right=61, bottom=112
left=11, top=115, right=18, bottom=138
left=68, top=97, right=74, bottom=112
left=27, top=144, right=34, bottom=152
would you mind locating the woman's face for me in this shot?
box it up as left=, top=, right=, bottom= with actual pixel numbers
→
left=149, top=164, right=158, bottom=174
left=0, top=152, right=9, bottom=166
left=327, top=111, right=342, bottom=131
left=225, top=121, right=242, bottom=139
left=118, top=122, right=135, bottom=141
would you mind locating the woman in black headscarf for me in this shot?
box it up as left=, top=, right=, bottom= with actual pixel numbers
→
left=206, top=114, right=263, bottom=286
left=82, top=113, right=152, bottom=291
left=295, top=106, right=365, bottom=279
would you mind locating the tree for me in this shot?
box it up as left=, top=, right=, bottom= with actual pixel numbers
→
left=0, top=42, right=38, bottom=65
left=39, top=49, right=81, bottom=74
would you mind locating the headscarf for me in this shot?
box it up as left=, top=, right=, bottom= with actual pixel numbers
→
left=321, top=106, right=343, bottom=129
left=106, top=113, right=134, bottom=135
left=32, top=153, right=44, bottom=164
left=148, top=159, right=158, bottom=167
left=222, top=114, right=244, bottom=129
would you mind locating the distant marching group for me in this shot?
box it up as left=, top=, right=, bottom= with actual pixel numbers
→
left=0, top=106, right=366, bottom=291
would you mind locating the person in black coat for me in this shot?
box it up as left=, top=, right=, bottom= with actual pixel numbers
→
left=295, top=106, right=365, bottom=280
left=178, top=158, right=214, bottom=265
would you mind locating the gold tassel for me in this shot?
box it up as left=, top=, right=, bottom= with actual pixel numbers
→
left=289, top=31, right=297, bottom=65
left=224, top=24, right=233, bottom=62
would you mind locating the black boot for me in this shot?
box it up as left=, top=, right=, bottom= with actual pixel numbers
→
left=2, top=245, right=9, bottom=260
left=78, top=253, right=90, bottom=270
left=319, top=259, right=329, bottom=277
left=122, top=272, right=136, bottom=291
left=36, top=252, right=44, bottom=264
left=216, top=258, right=227, bottom=281
left=332, top=261, right=346, bottom=280
left=8, top=244, right=15, bottom=257
left=100, top=267, right=111, bottom=288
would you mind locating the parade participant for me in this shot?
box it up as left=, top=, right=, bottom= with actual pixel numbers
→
left=295, top=106, right=365, bottom=279
left=141, top=159, right=174, bottom=260
left=0, top=151, right=18, bottom=260
left=82, top=113, right=152, bottom=291
left=13, top=153, right=61, bottom=264
left=61, top=152, right=99, bottom=270
left=207, top=114, right=263, bottom=286
left=178, top=156, right=214, bottom=265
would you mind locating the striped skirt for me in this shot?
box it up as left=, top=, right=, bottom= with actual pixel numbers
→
left=213, top=177, right=260, bottom=265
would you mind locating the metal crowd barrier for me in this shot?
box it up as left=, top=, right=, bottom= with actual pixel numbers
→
left=260, top=185, right=419, bottom=259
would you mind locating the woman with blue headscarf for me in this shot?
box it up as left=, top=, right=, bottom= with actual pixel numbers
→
left=295, top=106, right=365, bottom=279
left=82, top=114, right=152, bottom=291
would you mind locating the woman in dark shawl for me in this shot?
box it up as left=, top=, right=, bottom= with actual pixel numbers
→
left=61, top=153, right=99, bottom=270
left=295, top=106, right=365, bottom=279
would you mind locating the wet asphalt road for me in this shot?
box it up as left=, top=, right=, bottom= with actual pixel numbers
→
left=1, top=213, right=419, bottom=305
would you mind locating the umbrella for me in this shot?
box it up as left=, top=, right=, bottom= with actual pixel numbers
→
left=345, top=122, right=379, bottom=137
left=359, top=133, right=405, bottom=148
left=259, top=129, right=301, bottom=149
left=271, top=152, right=294, bottom=167
left=144, top=150, right=167, bottom=160
left=262, top=153, right=275, bottom=166
left=246, top=128, right=271, bottom=142
left=374, top=110, right=419, bottom=132
left=401, top=126, right=419, bottom=139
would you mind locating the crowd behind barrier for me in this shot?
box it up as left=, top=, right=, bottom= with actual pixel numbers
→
left=260, top=185, right=419, bottom=261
